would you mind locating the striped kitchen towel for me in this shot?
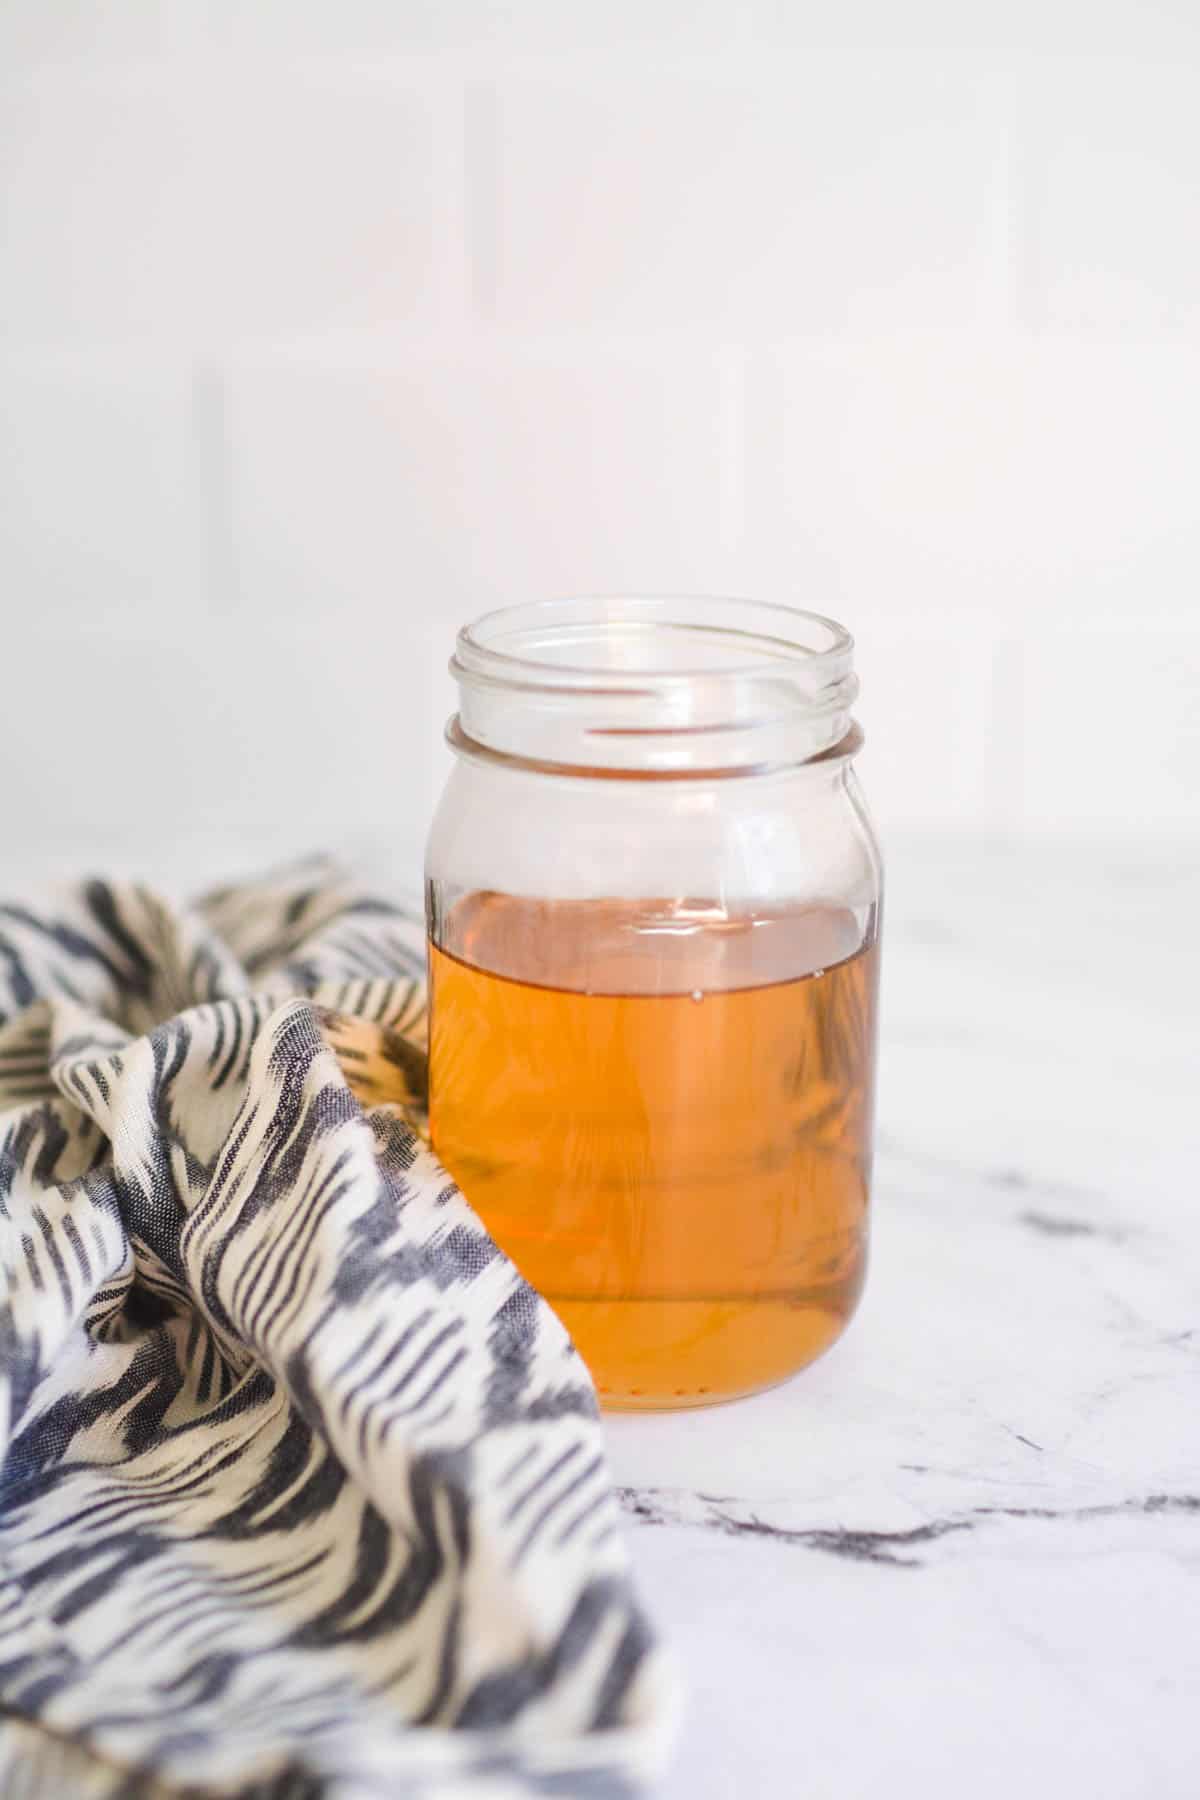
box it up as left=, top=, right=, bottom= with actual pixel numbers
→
left=0, top=868, right=673, bottom=1799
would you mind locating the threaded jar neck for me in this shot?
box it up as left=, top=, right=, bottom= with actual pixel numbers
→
left=449, top=596, right=859, bottom=776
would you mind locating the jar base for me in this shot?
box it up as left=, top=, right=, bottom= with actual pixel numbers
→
left=552, top=1289, right=861, bottom=1412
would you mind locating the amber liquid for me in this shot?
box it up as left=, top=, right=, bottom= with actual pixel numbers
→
left=428, top=894, right=879, bottom=1407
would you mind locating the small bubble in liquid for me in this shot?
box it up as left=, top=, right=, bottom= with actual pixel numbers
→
left=690, top=989, right=703, bottom=1003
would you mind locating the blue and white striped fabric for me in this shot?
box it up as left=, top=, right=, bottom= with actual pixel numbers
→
left=0, top=869, right=672, bottom=1798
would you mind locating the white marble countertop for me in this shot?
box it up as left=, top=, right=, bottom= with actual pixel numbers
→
left=604, top=841, right=1200, bottom=1800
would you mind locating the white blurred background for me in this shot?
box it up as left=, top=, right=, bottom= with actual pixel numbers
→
left=2, top=1, right=1197, bottom=890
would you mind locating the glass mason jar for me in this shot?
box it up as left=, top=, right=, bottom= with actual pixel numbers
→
left=425, top=597, right=881, bottom=1409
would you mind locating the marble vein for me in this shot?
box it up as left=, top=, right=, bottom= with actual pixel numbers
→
left=616, top=1484, right=1200, bottom=1567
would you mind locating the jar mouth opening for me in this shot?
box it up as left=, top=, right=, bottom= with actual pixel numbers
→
left=451, top=596, right=859, bottom=774
left=454, top=596, right=853, bottom=691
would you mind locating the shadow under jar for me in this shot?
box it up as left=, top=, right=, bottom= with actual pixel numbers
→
left=426, top=598, right=882, bottom=1409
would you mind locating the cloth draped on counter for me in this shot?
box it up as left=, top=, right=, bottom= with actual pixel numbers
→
left=0, top=869, right=672, bottom=1798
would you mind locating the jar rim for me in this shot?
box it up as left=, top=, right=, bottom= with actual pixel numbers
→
left=454, top=595, right=854, bottom=690
left=450, top=596, right=859, bottom=774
